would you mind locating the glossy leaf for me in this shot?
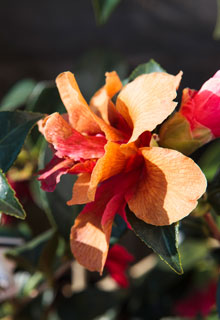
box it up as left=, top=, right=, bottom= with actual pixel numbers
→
left=0, top=111, right=43, bottom=172
left=0, top=79, right=36, bottom=111
left=128, top=59, right=165, bottom=82
left=5, top=229, right=57, bottom=272
left=0, top=170, right=25, bottom=219
left=127, top=210, right=183, bottom=274
left=92, top=0, right=121, bottom=25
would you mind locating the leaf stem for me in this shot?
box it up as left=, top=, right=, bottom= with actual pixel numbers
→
left=204, top=212, right=220, bottom=243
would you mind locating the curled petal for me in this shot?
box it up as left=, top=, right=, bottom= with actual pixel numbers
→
left=71, top=209, right=114, bottom=274
left=128, top=147, right=207, bottom=226
left=116, top=72, right=182, bottom=143
left=56, top=72, right=124, bottom=141
left=38, top=112, right=73, bottom=144
left=56, top=72, right=100, bottom=134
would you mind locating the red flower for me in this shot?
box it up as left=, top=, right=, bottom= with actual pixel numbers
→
left=180, top=71, right=220, bottom=137
left=105, top=244, right=134, bottom=288
left=174, top=280, right=217, bottom=318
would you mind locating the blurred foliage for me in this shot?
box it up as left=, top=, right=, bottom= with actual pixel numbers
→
left=92, top=0, right=122, bottom=25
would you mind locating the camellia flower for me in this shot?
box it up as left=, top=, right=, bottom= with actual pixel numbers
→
left=159, top=71, right=220, bottom=154
left=105, top=244, right=134, bottom=288
left=38, top=70, right=206, bottom=273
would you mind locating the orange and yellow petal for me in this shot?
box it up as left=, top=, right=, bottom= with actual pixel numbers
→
left=127, top=147, right=207, bottom=226
left=70, top=209, right=114, bottom=274
left=116, top=72, right=182, bottom=143
left=56, top=72, right=100, bottom=134
left=67, top=173, right=91, bottom=206
left=88, top=141, right=133, bottom=200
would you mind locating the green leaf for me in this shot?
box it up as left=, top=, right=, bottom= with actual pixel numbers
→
left=127, top=59, right=165, bottom=82
left=0, top=110, right=43, bottom=172
left=0, top=170, right=25, bottom=219
left=26, top=81, right=65, bottom=114
left=5, top=229, right=56, bottom=272
left=92, top=0, right=121, bottom=25
left=0, top=79, right=36, bottom=111
left=198, top=138, right=220, bottom=181
left=207, top=168, right=220, bottom=214
left=127, top=210, right=183, bottom=274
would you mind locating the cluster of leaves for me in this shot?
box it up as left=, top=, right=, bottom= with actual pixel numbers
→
left=1, top=57, right=220, bottom=319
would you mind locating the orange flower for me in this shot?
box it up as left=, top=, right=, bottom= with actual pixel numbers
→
left=38, top=70, right=207, bottom=274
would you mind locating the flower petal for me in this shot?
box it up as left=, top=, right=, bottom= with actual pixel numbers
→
left=70, top=171, right=137, bottom=273
left=88, top=141, right=131, bottom=200
left=70, top=209, right=114, bottom=274
left=90, top=71, right=123, bottom=124
left=54, top=132, right=106, bottom=161
left=56, top=72, right=100, bottom=134
left=38, top=112, right=73, bottom=144
left=116, top=72, right=182, bottom=143
left=67, top=173, right=91, bottom=205
left=127, top=147, right=207, bottom=226
left=56, top=72, right=124, bottom=141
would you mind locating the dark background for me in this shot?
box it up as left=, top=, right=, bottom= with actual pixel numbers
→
left=0, top=0, right=219, bottom=98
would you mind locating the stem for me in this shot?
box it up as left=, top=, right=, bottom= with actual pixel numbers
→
left=204, top=212, right=220, bottom=243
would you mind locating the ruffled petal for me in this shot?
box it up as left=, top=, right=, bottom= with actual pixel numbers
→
left=54, top=132, right=106, bottom=161
left=116, top=72, right=182, bottom=143
left=38, top=112, right=73, bottom=143
left=56, top=72, right=124, bottom=141
left=127, top=147, right=207, bottom=226
left=56, top=72, right=100, bottom=134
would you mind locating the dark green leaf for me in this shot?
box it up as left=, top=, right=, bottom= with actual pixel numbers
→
left=92, top=0, right=121, bottom=25
left=127, top=59, right=165, bottom=82
left=27, top=81, right=65, bottom=114
left=0, top=110, right=43, bottom=172
left=5, top=229, right=56, bottom=272
left=127, top=210, right=183, bottom=274
left=0, top=170, right=25, bottom=219
left=0, top=79, right=36, bottom=111
left=198, top=138, right=220, bottom=181
left=207, top=168, right=220, bottom=214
